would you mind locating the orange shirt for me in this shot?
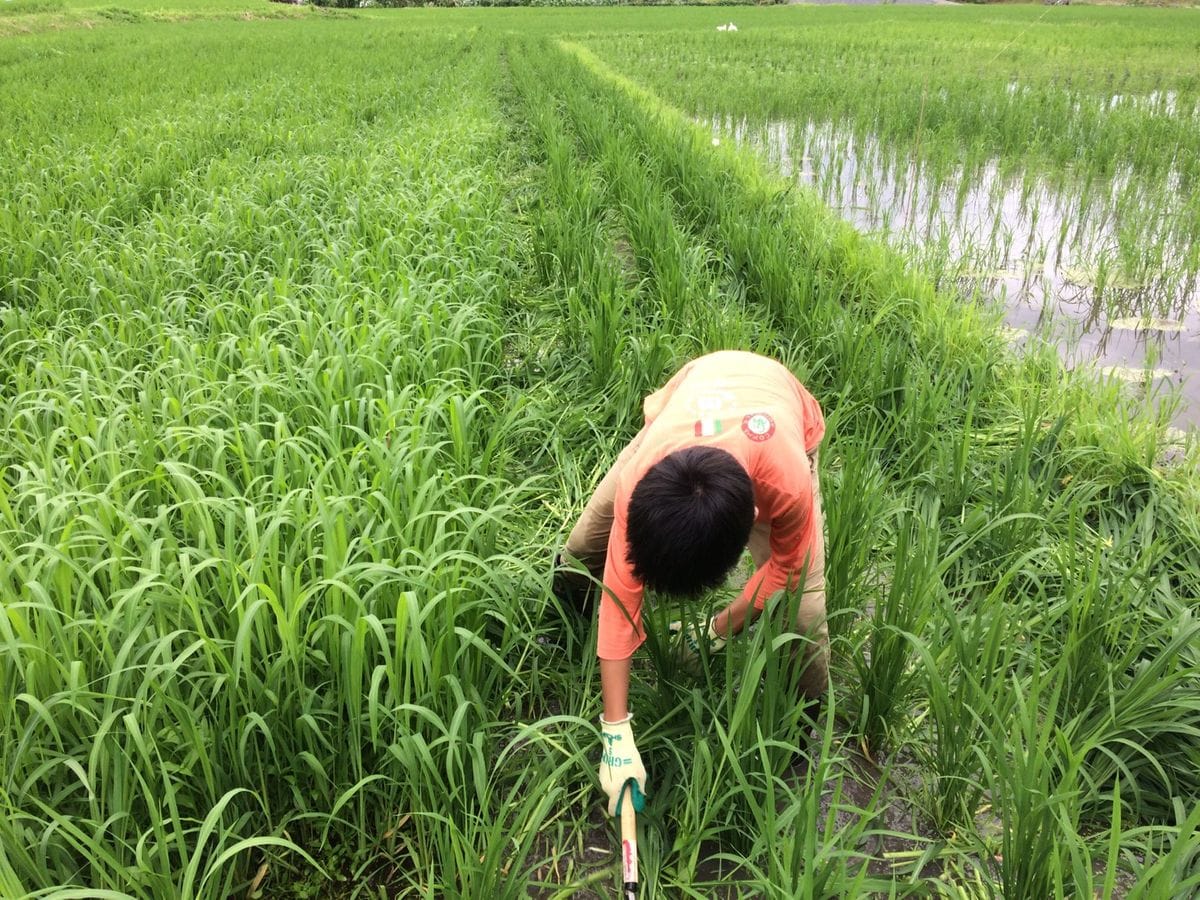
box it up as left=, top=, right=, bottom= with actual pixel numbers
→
left=597, top=351, right=825, bottom=660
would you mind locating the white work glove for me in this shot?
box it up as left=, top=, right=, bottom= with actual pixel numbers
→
left=599, top=713, right=647, bottom=817
left=668, top=616, right=727, bottom=666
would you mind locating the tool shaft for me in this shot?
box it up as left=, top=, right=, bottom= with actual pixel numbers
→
left=619, top=784, right=638, bottom=895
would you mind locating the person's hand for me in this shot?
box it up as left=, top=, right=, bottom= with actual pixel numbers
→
left=599, top=713, right=647, bottom=816
left=668, top=616, right=727, bottom=666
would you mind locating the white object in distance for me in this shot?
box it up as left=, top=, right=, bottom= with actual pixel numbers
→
left=716, top=22, right=738, bottom=32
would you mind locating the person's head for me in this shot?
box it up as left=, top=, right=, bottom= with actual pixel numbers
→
left=626, top=446, right=755, bottom=596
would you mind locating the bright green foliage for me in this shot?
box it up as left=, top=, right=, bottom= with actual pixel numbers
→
left=586, top=7, right=1200, bottom=185
left=1, top=22, right=567, bottom=896
left=2, top=8, right=1199, bottom=899
left=586, top=6, right=1200, bottom=331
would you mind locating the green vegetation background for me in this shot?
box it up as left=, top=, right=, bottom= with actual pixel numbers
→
left=1, top=3, right=1198, bottom=898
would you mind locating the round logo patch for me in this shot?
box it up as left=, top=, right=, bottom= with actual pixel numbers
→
left=741, top=412, right=775, bottom=442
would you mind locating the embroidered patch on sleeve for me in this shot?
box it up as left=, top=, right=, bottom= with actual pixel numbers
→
left=741, top=412, right=775, bottom=442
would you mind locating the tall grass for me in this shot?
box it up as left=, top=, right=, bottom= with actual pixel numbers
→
left=0, top=22, right=580, bottom=896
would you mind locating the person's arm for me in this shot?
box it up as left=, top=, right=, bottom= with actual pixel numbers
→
left=596, top=504, right=647, bottom=663
left=711, top=593, right=761, bottom=639
left=597, top=612, right=645, bottom=819
left=595, top=509, right=649, bottom=816
left=735, top=481, right=814, bottom=615
left=600, top=656, right=632, bottom=721
left=598, top=657, right=645, bottom=817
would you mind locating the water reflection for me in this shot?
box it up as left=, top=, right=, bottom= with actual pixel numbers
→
left=712, top=116, right=1200, bottom=429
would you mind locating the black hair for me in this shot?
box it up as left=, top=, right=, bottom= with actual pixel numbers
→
left=626, top=446, right=755, bottom=596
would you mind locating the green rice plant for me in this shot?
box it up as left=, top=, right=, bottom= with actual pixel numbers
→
left=912, top=589, right=1014, bottom=838
left=587, top=9, right=1200, bottom=401
left=633, top=588, right=894, bottom=896
left=819, top=427, right=893, bottom=643
left=848, top=498, right=940, bottom=756
left=584, top=7, right=1200, bottom=189
left=1120, top=798, right=1200, bottom=899
left=510, top=52, right=641, bottom=397
left=725, top=713, right=892, bottom=899
left=0, top=23, right=579, bottom=895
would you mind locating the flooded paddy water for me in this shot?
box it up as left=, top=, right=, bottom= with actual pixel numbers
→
left=711, top=116, right=1200, bottom=431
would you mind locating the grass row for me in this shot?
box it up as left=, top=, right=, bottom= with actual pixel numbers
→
left=1, top=22, right=581, bottom=896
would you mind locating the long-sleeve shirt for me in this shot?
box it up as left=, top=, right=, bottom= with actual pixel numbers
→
left=596, top=351, right=825, bottom=660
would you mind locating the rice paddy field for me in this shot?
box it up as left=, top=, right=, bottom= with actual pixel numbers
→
left=2, top=4, right=1199, bottom=897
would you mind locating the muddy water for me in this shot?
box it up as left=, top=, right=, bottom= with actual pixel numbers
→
left=711, top=117, right=1200, bottom=431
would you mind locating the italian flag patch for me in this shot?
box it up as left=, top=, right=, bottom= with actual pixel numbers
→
left=694, top=417, right=723, bottom=437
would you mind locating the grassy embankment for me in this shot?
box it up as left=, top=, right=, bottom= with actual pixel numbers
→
left=1, top=7, right=1198, bottom=897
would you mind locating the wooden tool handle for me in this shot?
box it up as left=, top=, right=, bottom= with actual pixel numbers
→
left=620, top=783, right=638, bottom=898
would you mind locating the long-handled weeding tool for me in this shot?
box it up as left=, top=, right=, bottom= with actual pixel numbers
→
left=619, top=783, right=639, bottom=899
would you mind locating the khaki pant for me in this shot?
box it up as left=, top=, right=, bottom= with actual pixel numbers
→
left=564, top=434, right=829, bottom=700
